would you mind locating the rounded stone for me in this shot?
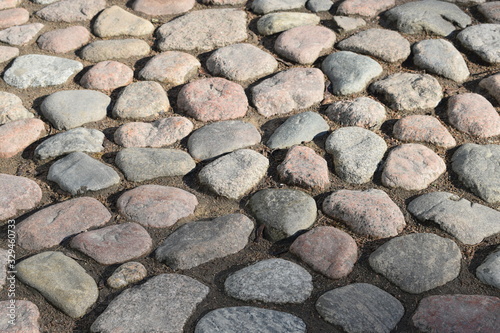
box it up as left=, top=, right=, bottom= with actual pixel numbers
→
left=0, top=45, right=19, bottom=64
left=107, top=262, right=147, bottom=289
left=80, top=61, right=133, bottom=91
left=326, top=97, right=386, bottom=130
left=337, top=0, right=395, bottom=17
left=93, top=5, right=154, bottom=37
left=251, top=0, right=306, bottom=14
left=80, top=39, right=151, bottom=62
left=0, top=23, right=44, bottom=46
left=0, top=8, right=28, bottom=29
left=0, top=91, right=32, bottom=125
left=36, top=0, right=107, bottom=22
left=0, top=300, right=40, bottom=333
left=257, top=12, right=320, bottom=36
left=477, top=247, right=500, bottom=289
left=112, top=81, right=169, bottom=119
left=393, top=115, right=456, bottom=148
left=479, top=73, right=500, bottom=104
left=131, top=0, right=195, bottom=15
left=36, top=26, right=91, bottom=53
left=0, top=174, right=42, bottom=221
left=0, top=119, right=46, bottom=158
left=457, top=24, right=500, bottom=64
left=138, top=51, right=201, bottom=86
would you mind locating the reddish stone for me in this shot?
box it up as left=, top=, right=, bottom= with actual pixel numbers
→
left=412, top=295, right=500, bottom=333
left=393, top=115, right=456, bottom=148
left=382, top=143, right=446, bottom=191
left=117, top=185, right=198, bottom=228
left=17, top=197, right=111, bottom=251
left=290, top=226, right=357, bottom=279
left=80, top=61, right=133, bottom=91
left=0, top=300, right=40, bottom=333
left=0, top=0, right=21, bottom=10
left=131, top=0, right=195, bottom=15
left=177, top=78, right=248, bottom=122
left=0, top=119, right=45, bottom=158
left=0, top=174, right=42, bottom=220
left=322, top=189, right=406, bottom=239
left=0, top=45, right=18, bottom=63
left=0, top=23, right=45, bottom=46
left=114, top=117, right=193, bottom=148
left=337, top=0, right=395, bottom=17
left=277, top=146, right=329, bottom=189
left=478, top=2, right=500, bottom=23
left=36, top=0, right=107, bottom=22
left=70, top=223, right=152, bottom=265
left=447, top=93, right=500, bottom=138
left=479, top=73, right=500, bottom=104
left=138, top=51, right=200, bottom=86
left=37, top=26, right=91, bottom=53
left=0, top=8, right=28, bottom=29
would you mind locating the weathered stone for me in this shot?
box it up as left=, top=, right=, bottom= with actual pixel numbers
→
left=0, top=92, right=31, bottom=125
left=0, top=249, right=5, bottom=290
left=337, top=0, right=395, bottom=17
left=251, top=0, right=306, bottom=14
left=393, top=115, right=456, bottom=148
left=200, top=0, right=246, bottom=4
left=0, top=23, right=44, bottom=46
left=107, top=262, right=147, bottom=289
left=0, top=300, right=40, bottom=333
left=93, top=5, right=154, bottom=37
left=277, top=146, right=330, bottom=189
left=80, top=61, right=133, bottom=91
left=36, top=26, right=90, bottom=53
left=112, top=81, right=169, bottom=119
left=457, top=24, right=500, bottom=64
left=138, top=51, right=200, bottom=86
left=479, top=72, right=500, bottom=104
left=131, top=0, right=195, bottom=15
left=0, top=119, right=45, bottom=158
left=36, top=0, right=106, bottom=22
left=80, top=39, right=150, bottom=62
left=478, top=1, right=500, bottom=23
left=307, top=0, right=333, bottom=12
left=332, top=16, right=366, bottom=33
left=326, top=97, right=386, bottom=130
left=35, top=127, right=104, bottom=160
left=0, top=0, right=22, bottom=10
left=0, top=45, right=18, bottom=63
left=0, top=174, right=42, bottom=221
left=257, top=12, right=320, bottom=36
left=477, top=246, right=500, bottom=289
left=0, top=8, right=28, bottom=29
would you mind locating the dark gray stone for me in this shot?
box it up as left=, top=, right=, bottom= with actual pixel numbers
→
left=457, top=24, right=500, bottom=64
left=35, top=128, right=104, bottom=159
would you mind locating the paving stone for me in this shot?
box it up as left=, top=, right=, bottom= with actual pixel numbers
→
left=131, top=0, right=195, bottom=15
left=116, top=185, right=198, bottom=228
left=187, top=120, right=261, bottom=161
left=478, top=1, right=500, bottom=23
left=79, top=61, right=133, bottom=91
left=207, top=43, right=278, bottom=82
left=290, top=226, right=357, bottom=279
left=3, top=54, right=83, bottom=89
left=476, top=246, right=500, bottom=289
left=156, top=214, right=254, bottom=269
left=370, top=73, right=443, bottom=111
left=225, top=258, right=313, bottom=303
left=316, top=283, right=404, bottom=333
left=156, top=9, right=247, bottom=52
left=267, top=111, right=329, bottom=149
left=114, top=117, right=193, bottom=148
left=17, top=197, right=110, bottom=250
left=36, top=0, right=106, bottom=22
left=0, top=8, right=28, bottom=29
left=0, top=45, right=18, bottom=63
left=198, top=149, right=269, bottom=199
left=47, top=152, right=120, bottom=195
left=107, top=262, right=147, bottom=289
left=251, top=68, right=324, bottom=117
left=112, top=81, right=169, bottom=119
left=447, top=93, right=500, bottom=138
left=257, top=12, right=320, bottom=36
left=325, top=127, right=386, bottom=184
left=384, top=0, right=471, bottom=36
left=0, top=249, right=6, bottom=290
left=393, top=115, right=456, bottom=148
left=0, top=92, right=30, bottom=123
left=0, top=23, right=44, bottom=46
left=332, top=16, right=366, bottom=33
left=35, top=127, right=104, bottom=160
left=0, top=118, right=45, bottom=158
left=93, top=5, right=154, bottom=37
left=251, top=0, right=306, bottom=14
left=115, top=148, right=196, bottom=182
left=412, top=295, right=500, bottom=332
left=0, top=0, right=21, bottom=10
left=36, top=26, right=90, bottom=54
left=458, top=24, right=500, bottom=64
left=138, top=51, right=200, bottom=85
left=322, top=51, right=382, bottom=95
left=91, top=274, right=208, bottom=332
left=274, top=25, right=335, bottom=65
left=479, top=72, right=500, bottom=104
left=323, top=189, right=405, bottom=238
left=40, top=90, right=110, bottom=130
left=178, top=78, right=248, bottom=122
left=307, top=0, right=333, bottom=12
left=0, top=300, right=40, bottom=333
left=451, top=143, right=500, bottom=203
left=70, top=223, right=152, bottom=265
left=277, top=145, right=330, bottom=189
left=80, top=39, right=150, bottom=62
left=0, top=174, right=42, bottom=220
left=200, top=0, right=247, bottom=4
left=369, top=233, right=462, bottom=293
left=337, top=0, right=395, bottom=17
left=408, top=192, right=500, bottom=245
left=16, top=251, right=98, bottom=318
left=249, top=188, right=317, bottom=241
left=326, top=97, right=386, bottom=130
left=413, top=39, right=469, bottom=82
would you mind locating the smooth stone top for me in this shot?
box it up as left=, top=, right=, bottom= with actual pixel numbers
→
left=0, top=174, right=42, bottom=221
left=36, top=0, right=106, bottom=22
left=80, top=39, right=151, bottom=62
left=93, top=5, right=154, bottom=37
left=476, top=247, right=500, bottom=289
left=112, top=81, right=170, bottom=119
left=131, top=0, right=195, bottom=15
left=251, top=0, right=306, bottom=14
left=138, top=51, right=201, bottom=85
left=257, top=12, right=320, bottom=36
left=457, top=24, right=500, bottom=64
left=392, top=115, right=456, bottom=148
left=326, top=97, right=386, bottom=130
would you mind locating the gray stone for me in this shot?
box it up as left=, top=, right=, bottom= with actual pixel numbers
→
left=115, top=148, right=196, bottom=182
left=112, top=81, right=169, bottom=119
left=332, top=16, right=366, bottom=33
left=452, top=144, right=500, bottom=203
left=251, top=0, right=306, bottom=14
left=0, top=23, right=44, bottom=46
left=477, top=246, right=500, bottom=289
left=249, top=188, right=317, bottom=241
left=337, top=0, right=395, bottom=17
left=369, top=233, right=462, bottom=293
left=408, top=192, right=500, bottom=245
left=478, top=1, right=500, bottom=23
left=3, top=54, right=83, bottom=89
left=91, top=274, right=209, bottom=333
left=322, top=51, right=382, bottom=95
left=413, top=39, right=469, bottom=82
left=93, top=5, right=154, bottom=38
left=107, top=262, right=147, bottom=289
left=195, top=307, right=306, bottom=333
left=457, top=24, right=500, bottom=64
left=155, top=214, right=254, bottom=269
left=80, top=39, right=150, bottom=62
left=47, top=152, right=120, bottom=195
left=207, top=43, right=278, bottom=82
left=0, top=91, right=32, bottom=125
left=316, top=283, right=404, bottom=333
left=384, top=0, right=471, bottom=36
left=156, top=9, right=247, bottom=52
left=131, top=0, right=195, bottom=15
left=326, top=97, right=386, bottom=130
left=36, top=0, right=106, bottom=22
left=325, top=127, right=387, bottom=184
left=138, top=51, right=200, bottom=86
left=198, top=149, right=269, bottom=199
left=224, top=259, right=313, bottom=303
left=40, top=90, right=110, bottom=130
left=16, top=251, right=98, bottom=318
left=337, top=29, right=410, bottom=63
left=370, top=73, right=443, bottom=111
left=188, top=120, right=261, bottom=161
left=307, top=0, right=333, bottom=12
left=0, top=174, right=42, bottom=221
left=479, top=72, right=500, bottom=104
left=35, top=127, right=104, bottom=159
left=257, top=12, right=320, bottom=36
left=0, top=249, right=7, bottom=290
left=267, top=111, right=329, bottom=149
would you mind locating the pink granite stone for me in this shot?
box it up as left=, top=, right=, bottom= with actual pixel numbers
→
left=0, top=174, right=42, bottom=220
left=277, top=146, right=329, bottom=189
left=0, top=0, right=22, bottom=10
left=0, top=45, right=18, bottom=63
left=479, top=72, right=500, bottom=104
left=0, top=8, right=28, bottom=29
left=337, top=0, right=395, bottom=17
left=37, top=26, right=91, bottom=53
left=36, top=0, right=107, bottom=22
left=0, top=300, right=40, bottom=333
left=138, top=51, right=201, bottom=85
left=478, top=2, right=500, bottom=23
left=131, top=0, right=195, bottom=15
left=80, top=61, right=133, bottom=91
left=393, top=115, right=456, bottom=148
left=0, top=119, right=45, bottom=158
